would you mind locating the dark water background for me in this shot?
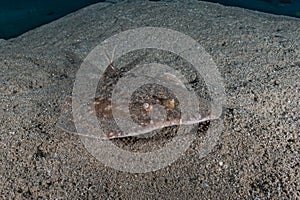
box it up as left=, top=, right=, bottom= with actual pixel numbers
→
left=0, top=0, right=105, bottom=39
left=205, top=0, right=300, bottom=18
left=0, top=0, right=299, bottom=39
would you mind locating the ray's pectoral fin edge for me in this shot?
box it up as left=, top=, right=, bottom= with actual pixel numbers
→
left=56, top=96, right=78, bottom=135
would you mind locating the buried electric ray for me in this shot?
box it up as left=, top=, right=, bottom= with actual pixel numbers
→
left=57, top=54, right=222, bottom=139
left=57, top=72, right=222, bottom=140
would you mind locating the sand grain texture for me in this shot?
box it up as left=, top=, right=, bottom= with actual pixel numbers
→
left=0, top=0, right=299, bottom=199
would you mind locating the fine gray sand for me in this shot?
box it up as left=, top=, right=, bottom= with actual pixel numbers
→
left=0, top=0, right=299, bottom=199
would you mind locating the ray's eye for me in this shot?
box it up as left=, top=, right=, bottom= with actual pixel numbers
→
left=143, top=102, right=153, bottom=112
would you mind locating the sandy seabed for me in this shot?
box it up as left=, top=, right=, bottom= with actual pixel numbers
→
left=0, top=0, right=299, bottom=199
